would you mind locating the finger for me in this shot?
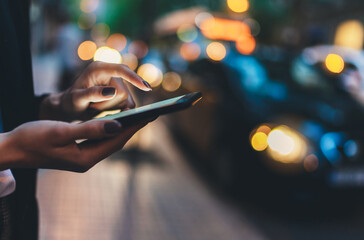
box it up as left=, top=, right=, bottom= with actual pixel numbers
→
left=69, top=119, right=122, bottom=140
left=91, top=62, right=152, bottom=91
left=78, top=121, right=148, bottom=164
left=90, top=78, right=135, bottom=111
left=72, top=86, right=116, bottom=110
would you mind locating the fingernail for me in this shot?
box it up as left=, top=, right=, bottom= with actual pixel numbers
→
left=143, top=80, right=152, bottom=90
left=104, top=121, right=122, bottom=134
left=102, top=87, right=116, bottom=97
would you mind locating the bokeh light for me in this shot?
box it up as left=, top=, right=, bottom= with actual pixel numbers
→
left=244, top=18, right=261, bottom=37
left=236, top=35, right=256, bottom=55
left=325, top=54, right=344, bottom=74
left=303, top=154, right=319, bottom=172
left=268, top=129, right=295, bottom=155
left=344, top=140, right=358, bottom=157
left=195, top=12, right=214, bottom=30
left=256, top=125, right=271, bottom=135
left=180, top=42, right=201, bottom=61
left=78, top=40, right=97, bottom=61
left=335, top=20, right=364, bottom=50
left=128, top=40, right=149, bottom=59
left=106, top=33, right=127, bottom=52
left=137, top=63, right=163, bottom=87
left=227, top=0, right=249, bottom=13
left=121, top=53, right=138, bottom=71
left=80, top=0, right=99, bottom=13
left=91, top=23, right=110, bottom=41
left=251, top=132, right=268, bottom=151
left=78, top=13, right=96, bottom=30
left=177, top=24, right=198, bottom=43
left=94, top=46, right=122, bottom=64
left=266, top=125, right=307, bottom=164
left=206, top=42, right=226, bottom=61
left=200, top=17, right=251, bottom=42
left=162, top=72, right=182, bottom=92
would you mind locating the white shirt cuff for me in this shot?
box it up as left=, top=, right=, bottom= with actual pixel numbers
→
left=0, top=169, right=16, bottom=197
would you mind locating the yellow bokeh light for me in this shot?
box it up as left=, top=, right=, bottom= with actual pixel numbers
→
left=227, top=0, right=249, bottom=13
left=94, top=46, right=122, bottom=64
left=206, top=42, right=226, bottom=61
left=106, top=33, right=127, bottom=52
left=137, top=64, right=163, bottom=87
left=78, top=40, right=97, bottom=61
left=80, top=0, right=99, bottom=13
left=335, top=20, right=364, bottom=50
left=256, top=125, right=271, bottom=135
left=121, top=53, right=138, bottom=71
left=180, top=42, right=201, bottom=61
left=266, top=126, right=307, bottom=164
left=325, top=54, right=344, bottom=74
left=251, top=132, right=268, bottom=151
left=162, top=72, right=182, bottom=92
left=91, top=23, right=110, bottom=41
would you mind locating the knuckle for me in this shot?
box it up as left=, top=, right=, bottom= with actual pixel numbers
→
left=119, top=64, right=130, bottom=70
left=91, top=61, right=103, bottom=69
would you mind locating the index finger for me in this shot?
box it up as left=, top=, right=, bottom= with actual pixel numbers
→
left=91, top=62, right=152, bottom=91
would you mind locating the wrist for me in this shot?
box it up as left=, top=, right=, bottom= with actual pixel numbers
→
left=0, top=132, right=24, bottom=170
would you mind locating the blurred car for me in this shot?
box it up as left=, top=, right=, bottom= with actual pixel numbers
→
left=141, top=10, right=364, bottom=207
left=156, top=44, right=364, bottom=207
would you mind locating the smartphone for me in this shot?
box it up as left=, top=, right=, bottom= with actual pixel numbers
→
left=97, top=92, right=202, bottom=126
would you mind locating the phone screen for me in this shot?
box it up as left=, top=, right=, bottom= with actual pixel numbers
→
left=98, top=95, right=186, bottom=121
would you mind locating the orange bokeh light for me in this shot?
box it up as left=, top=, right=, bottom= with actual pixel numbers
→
left=236, top=35, right=256, bottom=55
left=78, top=40, right=97, bottom=61
left=106, top=33, right=127, bottom=52
left=200, top=17, right=251, bottom=42
left=121, top=53, right=138, bottom=71
left=206, top=42, right=226, bottom=61
left=180, top=43, right=201, bottom=61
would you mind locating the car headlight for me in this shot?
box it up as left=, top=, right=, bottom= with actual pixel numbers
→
left=251, top=124, right=309, bottom=166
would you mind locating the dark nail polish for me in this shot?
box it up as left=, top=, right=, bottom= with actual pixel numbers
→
left=143, top=80, right=152, bottom=89
left=102, top=87, right=116, bottom=97
left=104, top=121, right=122, bottom=134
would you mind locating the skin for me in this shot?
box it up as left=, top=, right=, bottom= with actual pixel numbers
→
left=0, top=61, right=153, bottom=172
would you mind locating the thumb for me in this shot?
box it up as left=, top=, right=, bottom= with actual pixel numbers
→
left=70, top=120, right=122, bottom=140
left=72, top=86, right=116, bottom=109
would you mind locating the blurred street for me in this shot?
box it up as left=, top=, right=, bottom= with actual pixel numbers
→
left=36, top=117, right=364, bottom=240
left=36, top=118, right=266, bottom=240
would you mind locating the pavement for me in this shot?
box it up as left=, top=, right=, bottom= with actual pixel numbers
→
left=37, top=118, right=267, bottom=240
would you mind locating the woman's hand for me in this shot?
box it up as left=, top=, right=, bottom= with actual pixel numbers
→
left=0, top=119, right=150, bottom=172
left=40, top=61, right=152, bottom=121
